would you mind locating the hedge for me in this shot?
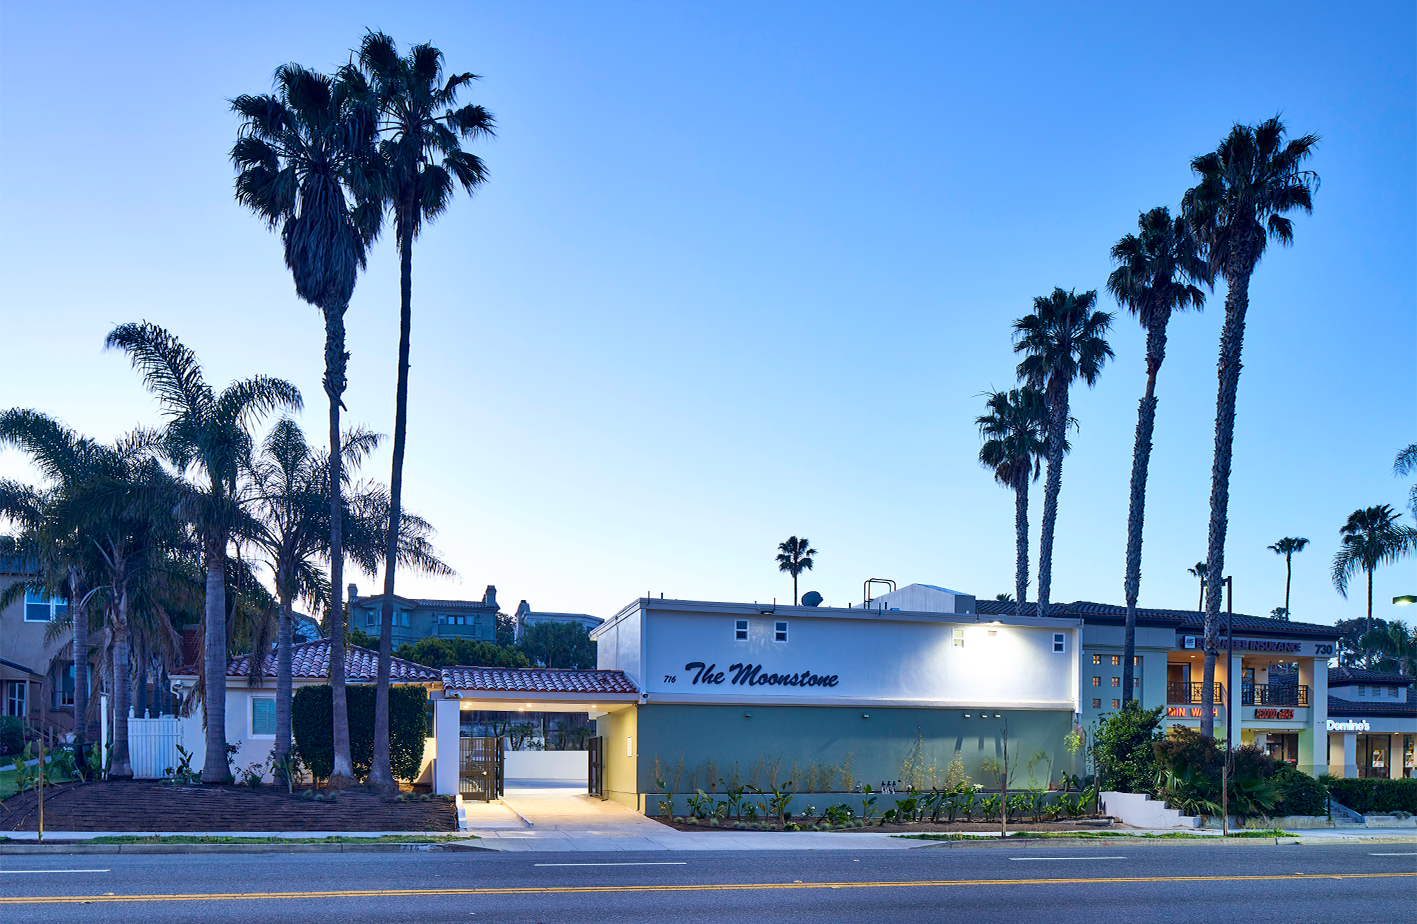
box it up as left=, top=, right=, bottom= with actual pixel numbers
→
left=1270, top=766, right=1327, bottom=817
left=292, top=685, right=428, bottom=783
left=1320, top=776, right=1417, bottom=815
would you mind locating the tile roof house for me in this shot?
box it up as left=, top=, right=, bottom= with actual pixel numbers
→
left=440, top=666, right=638, bottom=696
left=220, top=639, right=442, bottom=684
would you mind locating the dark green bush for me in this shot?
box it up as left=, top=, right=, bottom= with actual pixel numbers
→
left=1094, top=702, right=1165, bottom=792
left=1320, top=776, right=1417, bottom=815
left=0, top=717, right=24, bottom=757
left=1271, top=766, right=1327, bottom=816
left=292, top=684, right=429, bottom=783
left=395, top=637, right=529, bottom=670
left=1152, top=728, right=1281, bottom=818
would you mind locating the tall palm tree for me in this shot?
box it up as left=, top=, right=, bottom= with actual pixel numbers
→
left=0, top=410, right=103, bottom=760
left=1267, top=537, right=1309, bottom=621
left=350, top=32, right=495, bottom=790
left=1108, top=206, right=1211, bottom=702
left=1184, top=119, right=1319, bottom=735
left=776, top=537, right=817, bottom=606
left=976, top=386, right=1049, bottom=619
left=1332, top=505, right=1416, bottom=645
left=1188, top=562, right=1207, bottom=612
left=1013, top=288, right=1114, bottom=618
left=233, top=62, right=382, bottom=789
left=1395, top=444, right=1417, bottom=517
left=106, top=322, right=300, bottom=782
left=1359, top=621, right=1417, bottom=675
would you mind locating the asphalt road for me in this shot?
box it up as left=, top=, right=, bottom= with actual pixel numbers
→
left=0, top=843, right=1413, bottom=923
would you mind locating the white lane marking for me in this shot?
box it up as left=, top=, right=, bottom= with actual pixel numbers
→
left=1368, top=852, right=1417, bottom=856
left=0, top=869, right=112, bottom=874
left=1009, top=856, right=1127, bottom=861
left=534, top=862, right=688, bottom=867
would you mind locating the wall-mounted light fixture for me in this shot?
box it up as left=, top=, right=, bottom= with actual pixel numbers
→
left=963, top=713, right=971, bottom=718
left=744, top=711, right=752, bottom=718
left=862, top=713, right=870, bottom=719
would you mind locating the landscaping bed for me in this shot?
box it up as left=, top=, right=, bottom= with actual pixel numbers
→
left=649, top=814, right=1115, bottom=834
left=0, top=780, right=456, bottom=833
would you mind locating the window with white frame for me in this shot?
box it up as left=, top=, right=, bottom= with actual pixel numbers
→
left=24, top=589, right=66, bottom=623
left=1053, top=633, right=1066, bottom=653
left=953, top=629, right=965, bottom=649
left=734, top=619, right=748, bottom=641
left=52, top=662, right=75, bottom=708
left=5, top=681, right=27, bottom=717
left=774, top=621, right=788, bottom=643
left=252, top=697, right=276, bottom=736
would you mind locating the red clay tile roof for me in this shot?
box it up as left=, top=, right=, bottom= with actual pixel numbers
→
left=440, top=666, right=638, bottom=695
left=1327, top=696, right=1417, bottom=718
left=1327, top=666, right=1415, bottom=686
left=226, top=639, right=440, bottom=683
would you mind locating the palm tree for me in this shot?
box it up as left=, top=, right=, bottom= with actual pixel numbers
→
left=1108, top=206, right=1211, bottom=702
left=1359, top=621, right=1416, bottom=675
left=1188, top=562, right=1207, bottom=612
left=1183, top=117, right=1319, bottom=737
left=233, top=62, right=382, bottom=789
left=350, top=32, right=495, bottom=789
left=106, top=322, right=300, bottom=782
left=976, top=386, right=1049, bottom=619
left=1013, top=288, right=1114, bottom=618
left=1395, top=444, right=1417, bottom=516
left=1332, top=505, right=1416, bottom=646
left=1267, top=537, right=1309, bottom=621
left=776, top=537, right=817, bottom=605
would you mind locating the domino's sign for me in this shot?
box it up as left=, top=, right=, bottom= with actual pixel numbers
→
left=1326, top=718, right=1371, bottom=732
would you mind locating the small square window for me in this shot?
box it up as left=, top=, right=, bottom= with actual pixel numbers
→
left=774, top=621, right=788, bottom=643
left=1092, top=654, right=1101, bottom=665
left=1358, top=686, right=1366, bottom=696
left=734, top=619, right=748, bottom=641
left=1092, top=677, right=1101, bottom=687
left=1053, top=633, right=1065, bottom=653
left=953, top=628, right=965, bottom=649
left=1133, top=678, right=1140, bottom=687
left=1111, top=699, right=1121, bottom=709
left=1133, top=656, right=1142, bottom=666
left=1389, top=686, right=1398, bottom=698
left=24, top=589, right=54, bottom=623
left=439, top=614, right=446, bottom=624
left=402, top=612, right=410, bottom=627
left=1091, top=698, right=1101, bottom=709
left=252, top=697, right=276, bottom=736
left=366, top=612, right=374, bottom=625
left=1111, top=655, right=1121, bottom=666
left=1111, top=677, right=1121, bottom=687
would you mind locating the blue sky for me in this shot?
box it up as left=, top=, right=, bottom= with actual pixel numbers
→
left=1, top=2, right=1413, bottom=627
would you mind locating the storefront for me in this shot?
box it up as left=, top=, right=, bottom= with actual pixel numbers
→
left=1325, top=715, right=1417, bottom=780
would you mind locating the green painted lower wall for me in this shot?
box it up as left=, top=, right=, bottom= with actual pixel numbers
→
left=597, top=703, right=1075, bottom=808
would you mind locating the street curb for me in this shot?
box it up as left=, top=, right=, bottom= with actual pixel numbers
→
left=911, top=835, right=1417, bottom=849
left=0, top=841, right=494, bottom=855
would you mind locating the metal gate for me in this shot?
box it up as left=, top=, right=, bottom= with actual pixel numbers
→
left=587, top=736, right=604, bottom=798
left=128, top=712, right=181, bottom=780
left=459, top=736, right=504, bottom=801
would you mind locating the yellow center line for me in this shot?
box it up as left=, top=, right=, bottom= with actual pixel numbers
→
left=1, top=871, right=1412, bottom=905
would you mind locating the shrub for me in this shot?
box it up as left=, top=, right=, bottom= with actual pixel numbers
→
left=1320, top=776, right=1417, bottom=815
left=395, top=637, right=529, bottom=670
left=0, top=717, right=23, bottom=757
left=1271, top=766, right=1327, bottom=817
left=1152, top=728, right=1281, bottom=817
left=292, top=684, right=428, bottom=783
left=1094, top=702, right=1166, bottom=792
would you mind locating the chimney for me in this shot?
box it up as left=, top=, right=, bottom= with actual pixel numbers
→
left=348, top=583, right=358, bottom=601
left=483, top=585, right=497, bottom=609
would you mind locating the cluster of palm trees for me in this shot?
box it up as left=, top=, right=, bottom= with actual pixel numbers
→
left=978, top=118, right=1320, bottom=738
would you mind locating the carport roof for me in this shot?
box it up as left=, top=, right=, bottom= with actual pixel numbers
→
left=440, top=666, right=638, bottom=696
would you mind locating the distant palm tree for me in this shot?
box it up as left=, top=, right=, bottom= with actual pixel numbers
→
left=1332, top=505, right=1416, bottom=645
left=776, top=537, right=817, bottom=605
left=106, top=322, right=301, bottom=782
left=1395, top=444, right=1417, bottom=516
left=1108, top=206, right=1211, bottom=703
left=349, top=32, right=495, bottom=791
left=1014, top=288, right=1114, bottom=618
left=1269, top=607, right=1289, bottom=621
left=976, top=386, right=1049, bottom=618
left=1187, top=562, right=1207, bottom=612
left=1183, top=117, right=1319, bottom=737
left=1267, top=537, right=1310, bottom=621
left=233, top=62, right=382, bottom=789
left=1360, top=621, right=1416, bottom=675
left=995, top=593, right=1015, bottom=603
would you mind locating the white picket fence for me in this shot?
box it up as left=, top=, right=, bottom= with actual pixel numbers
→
left=128, top=712, right=182, bottom=779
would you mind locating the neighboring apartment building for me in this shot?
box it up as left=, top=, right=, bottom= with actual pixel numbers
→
left=0, top=558, right=87, bottom=737
left=347, top=583, right=502, bottom=649
left=512, top=599, right=602, bottom=641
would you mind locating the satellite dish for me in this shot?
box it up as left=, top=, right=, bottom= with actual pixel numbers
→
left=801, top=591, right=823, bottom=608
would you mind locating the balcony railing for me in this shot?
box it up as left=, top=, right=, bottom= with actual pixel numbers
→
left=1240, top=684, right=1309, bottom=707
left=1167, top=681, right=1225, bottom=705
left=437, top=622, right=488, bottom=638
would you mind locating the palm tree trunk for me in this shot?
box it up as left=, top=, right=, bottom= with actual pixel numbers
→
left=371, top=215, right=416, bottom=791
left=1013, top=473, right=1029, bottom=619
left=69, top=567, right=87, bottom=758
left=1122, top=322, right=1167, bottom=706
left=275, top=588, right=294, bottom=779
left=110, top=587, right=133, bottom=780
left=324, top=306, right=356, bottom=789
left=1366, top=567, right=1374, bottom=667
left=200, top=540, right=229, bottom=783
left=793, top=573, right=798, bottom=606
left=132, top=633, right=147, bottom=719
left=1200, top=252, right=1256, bottom=739
left=1284, top=554, right=1292, bottom=618
left=1035, top=383, right=1069, bottom=618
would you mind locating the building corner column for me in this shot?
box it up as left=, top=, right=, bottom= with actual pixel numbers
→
left=1297, top=656, right=1327, bottom=778
left=434, top=697, right=460, bottom=796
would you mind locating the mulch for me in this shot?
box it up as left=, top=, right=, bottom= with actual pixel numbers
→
left=0, top=780, right=456, bottom=833
left=651, top=815, right=1116, bottom=834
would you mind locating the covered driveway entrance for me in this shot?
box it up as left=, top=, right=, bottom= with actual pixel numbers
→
left=432, top=666, right=639, bottom=800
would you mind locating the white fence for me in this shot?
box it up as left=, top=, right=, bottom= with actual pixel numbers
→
left=129, top=712, right=182, bottom=779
